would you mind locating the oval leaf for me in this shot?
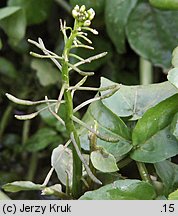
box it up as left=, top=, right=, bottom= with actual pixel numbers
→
left=100, top=77, right=178, bottom=120
left=126, top=2, right=178, bottom=68
left=0, top=6, right=26, bottom=46
left=131, top=126, right=178, bottom=163
left=132, top=94, right=178, bottom=145
left=80, top=179, right=156, bottom=200
left=131, top=94, right=178, bottom=163
left=2, top=181, right=43, bottom=192
left=51, top=145, right=73, bottom=186
left=105, top=0, right=138, bottom=53
left=91, top=150, right=118, bottom=173
left=149, top=0, right=178, bottom=10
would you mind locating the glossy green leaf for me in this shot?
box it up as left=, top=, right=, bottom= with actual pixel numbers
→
left=167, top=68, right=178, bottom=89
left=171, top=112, right=178, bottom=140
left=91, top=149, right=118, bottom=173
left=31, top=59, right=60, bottom=86
left=0, top=6, right=26, bottom=46
left=131, top=126, right=178, bottom=163
left=79, top=100, right=132, bottom=160
left=0, top=57, right=18, bottom=79
left=155, top=160, right=178, bottom=195
left=70, top=0, right=105, bottom=14
left=105, top=0, right=137, bottom=53
left=132, top=94, right=178, bottom=145
left=8, top=0, right=52, bottom=25
left=100, top=77, right=178, bottom=120
left=2, top=181, right=44, bottom=192
left=26, top=128, right=60, bottom=152
left=80, top=179, right=156, bottom=200
left=149, top=0, right=178, bottom=10
left=126, top=2, right=178, bottom=68
left=51, top=145, right=73, bottom=186
left=169, top=189, right=178, bottom=200
left=131, top=94, right=178, bottom=162
left=172, top=46, right=178, bottom=67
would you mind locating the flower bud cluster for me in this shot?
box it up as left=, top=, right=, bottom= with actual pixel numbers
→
left=72, top=5, right=95, bottom=26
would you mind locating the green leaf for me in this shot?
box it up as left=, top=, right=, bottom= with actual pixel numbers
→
left=80, top=179, right=156, bottom=200
left=126, top=2, right=178, bottom=68
left=79, top=100, right=132, bottom=160
left=8, top=0, right=52, bottom=25
left=0, top=57, right=18, bottom=79
left=26, top=128, right=59, bottom=152
left=132, top=94, right=178, bottom=145
left=70, top=0, right=105, bottom=14
left=171, top=112, right=178, bottom=140
left=100, top=77, right=178, bottom=120
left=169, top=189, right=178, bottom=200
left=0, top=6, right=26, bottom=46
left=105, top=0, right=137, bottom=53
left=131, top=94, right=178, bottom=162
left=31, top=59, right=60, bottom=86
left=91, top=149, right=118, bottom=173
left=167, top=68, right=178, bottom=89
left=2, top=181, right=44, bottom=192
left=51, top=145, right=73, bottom=186
left=155, top=160, right=178, bottom=196
left=149, top=0, right=178, bottom=10
left=131, top=126, right=178, bottom=163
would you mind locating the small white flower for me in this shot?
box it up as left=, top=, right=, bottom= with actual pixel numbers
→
left=87, top=8, right=95, bottom=20
left=80, top=5, right=86, bottom=13
left=74, top=5, right=80, bottom=11
left=84, top=20, right=91, bottom=27
left=72, top=9, right=79, bottom=19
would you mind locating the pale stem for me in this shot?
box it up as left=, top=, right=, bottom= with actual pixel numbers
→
left=55, top=84, right=66, bottom=113
left=73, top=97, right=101, bottom=113
left=139, top=57, right=153, bottom=85
left=70, top=132, right=102, bottom=185
left=67, top=62, right=94, bottom=76
left=45, top=96, right=65, bottom=126
left=69, top=52, right=107, bottom=71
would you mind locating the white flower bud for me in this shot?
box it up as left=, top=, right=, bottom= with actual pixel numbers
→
left=72, top=9, right=79, bottom=19
left=74, top=5, right=80, bottom=11
left=84, top=20, right=91, bottom=27
left=80, top=5, right=86, bottom=13
left=87, top=8, right=95, bottom=20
